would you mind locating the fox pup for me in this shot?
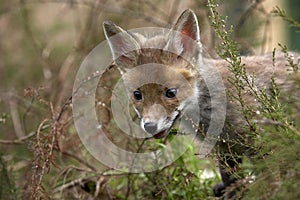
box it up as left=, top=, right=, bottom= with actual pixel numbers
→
left=103, top=9, right=299, bottom=198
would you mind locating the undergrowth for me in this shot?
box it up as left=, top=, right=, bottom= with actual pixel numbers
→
left=208, top=0, right=300, bottom=199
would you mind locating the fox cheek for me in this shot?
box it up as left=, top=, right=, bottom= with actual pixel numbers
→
left=130, top=101, right=143, bottom=118
left=132, top=106, right=142, bottom=118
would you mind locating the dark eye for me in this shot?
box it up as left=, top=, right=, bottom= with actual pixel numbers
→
left=165, top=88, right=177, bottom=99
left=133, top=90, right=143, bottom=101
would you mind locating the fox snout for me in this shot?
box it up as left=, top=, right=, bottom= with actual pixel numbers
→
left=138, top=103, right=180, bottom=139
left=141, top=119, right=172, bottom=139
left=143, top=122, right=157, bottom=135
left=139, top=103, right=170, bottom=137
left=142, top=121, right=171, bottom=139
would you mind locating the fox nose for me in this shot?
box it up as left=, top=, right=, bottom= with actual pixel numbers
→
left=144, top=122, right=157, bottom=134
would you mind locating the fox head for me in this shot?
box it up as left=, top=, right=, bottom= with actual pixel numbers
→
left=103, top=9, right=203, bottom=139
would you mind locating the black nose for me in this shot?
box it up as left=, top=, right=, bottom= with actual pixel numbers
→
left=144, top=122, right=157, bottom=134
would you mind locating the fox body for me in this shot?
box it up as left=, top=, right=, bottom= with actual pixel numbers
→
left=103, top=9, right=299, bottom=198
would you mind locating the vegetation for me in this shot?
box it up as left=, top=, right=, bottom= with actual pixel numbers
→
left=208, top=0, right=300, bottom=199
left=0, top=0, right=299, bottom=199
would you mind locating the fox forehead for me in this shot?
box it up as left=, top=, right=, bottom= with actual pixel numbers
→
left=134, top=33, right=168, bottom=50
left=123, top=62, right=197, bottom=97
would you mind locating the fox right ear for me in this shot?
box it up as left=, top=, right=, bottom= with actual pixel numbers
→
left=103, top=21, right=140, bottom=68
left=166, top=9, right=201, bottom=57
left=173, top=9, right=200, bottom=42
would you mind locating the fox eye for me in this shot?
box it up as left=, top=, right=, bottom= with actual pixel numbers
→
left=165, top=88, right=177, bottom=99
left=133, top=90, right=143, bottom=101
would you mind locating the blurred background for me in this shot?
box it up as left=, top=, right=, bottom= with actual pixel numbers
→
left=0, top=0, right=299, bottom=199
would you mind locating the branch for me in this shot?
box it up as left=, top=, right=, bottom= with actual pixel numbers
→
left=0, top=126, right=49, bottom=145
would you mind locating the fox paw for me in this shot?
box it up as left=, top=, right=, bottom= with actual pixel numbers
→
left=213, top=182, right=236, bottom=200
left=213, top=182, right=226, bottom=197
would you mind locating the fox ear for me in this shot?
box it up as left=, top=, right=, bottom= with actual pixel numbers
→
left=174, top=9, right=200, bottom=41
left=167, top=9, right=201, bottom=56
left=103, top=21, right=140, bottom=68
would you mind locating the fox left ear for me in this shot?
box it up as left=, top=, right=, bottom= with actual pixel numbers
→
left=166, top=9, right=201, bottom=56
left=103, top=21, right=140, bottom=68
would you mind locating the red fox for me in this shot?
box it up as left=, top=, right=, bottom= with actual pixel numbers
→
left=103, top=9, right=299, bottom=198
